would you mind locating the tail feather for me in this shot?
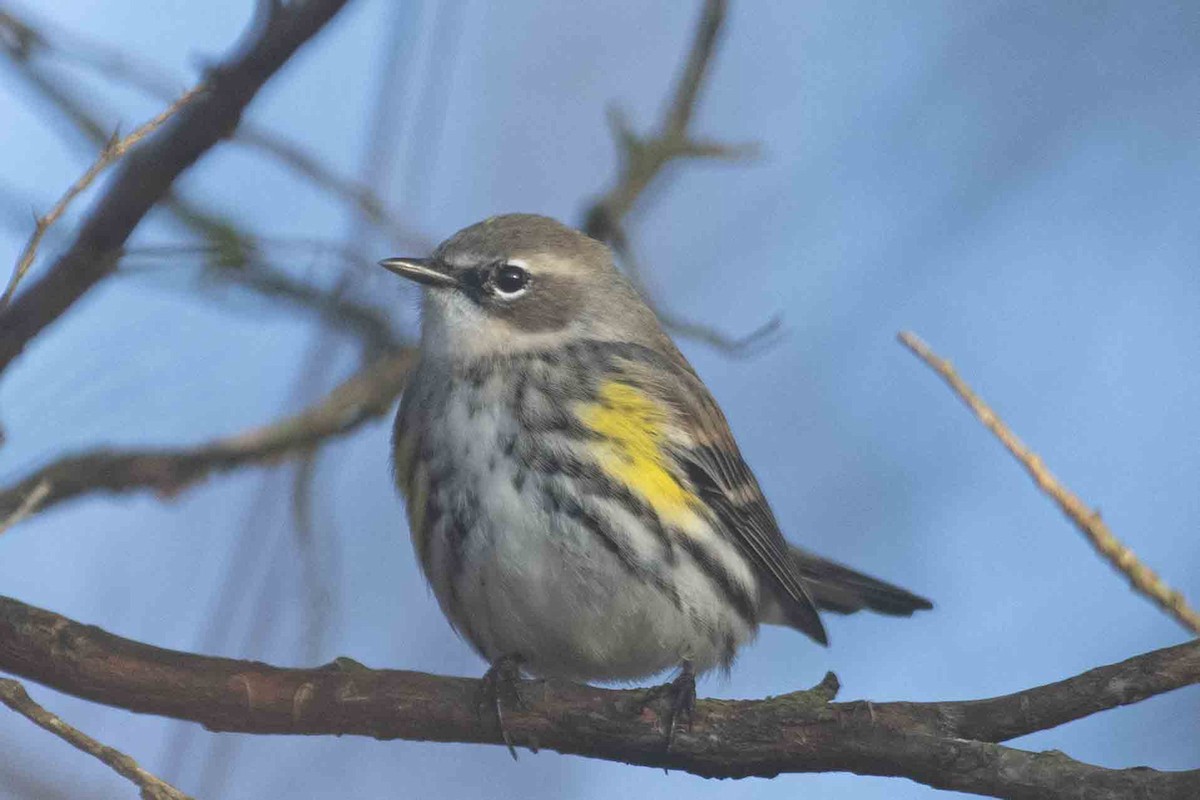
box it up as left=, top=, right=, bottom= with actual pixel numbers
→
left=788, top=547, right=933, bottom=617
left=760, top=547, right=933, bottom=627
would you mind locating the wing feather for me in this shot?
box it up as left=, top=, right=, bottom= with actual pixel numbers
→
left=609, top=345, right=828, bottom=645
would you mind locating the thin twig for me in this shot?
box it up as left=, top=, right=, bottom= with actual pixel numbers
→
left=580, top=0, right=771, bottom=354
left=0, top=7, right=433, bottom=252
left=0, top=678, right=192, bottom=800
left=0, top=85, right=206, bottom=310
left=898, top=331, right=1200, bottom=637
left=0, top=480, right=50, bottom=535
left=582, top=0, right=755, bottom=240
left=0, top=0, right=353, bottom=376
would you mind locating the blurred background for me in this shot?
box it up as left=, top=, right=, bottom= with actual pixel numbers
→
left=1, top=1, right=1197, bottom=797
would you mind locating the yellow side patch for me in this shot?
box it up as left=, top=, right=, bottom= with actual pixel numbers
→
left=575, top=382, right=699, bottom=527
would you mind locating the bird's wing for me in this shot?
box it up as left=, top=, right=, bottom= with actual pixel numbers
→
left=604, top=344, right=828, bottom=644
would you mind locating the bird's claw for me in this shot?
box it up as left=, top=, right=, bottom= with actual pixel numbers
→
left=640, top=663, right=696, bottom=751
left=476, top=654, right=525, bottom=759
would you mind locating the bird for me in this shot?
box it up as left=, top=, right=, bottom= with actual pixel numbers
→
left=380, top=213, right=931, bottom=751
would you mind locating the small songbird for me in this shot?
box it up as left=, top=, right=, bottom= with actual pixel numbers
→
left=381, top=214, right=930, bottom=748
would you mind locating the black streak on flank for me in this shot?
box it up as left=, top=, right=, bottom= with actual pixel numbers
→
left=676, top=535, right=757, bottom=627
left=543, top=482, right=683, bottom=612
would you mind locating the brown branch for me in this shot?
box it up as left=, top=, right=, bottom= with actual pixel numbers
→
left=0, top=595, right=1195, bottom=799
left=0, top=0, right=353, bottom=377
left=0, top=678, right=192, bottom=800
left=0, top=86, right=205, bottom=311
left=911, top=638, right=1200, bottom=742
left=898, top=331, right=1200, bottom=637
left=0, top=350, right=414, bottom=524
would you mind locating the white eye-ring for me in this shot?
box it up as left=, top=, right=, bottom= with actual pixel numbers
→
left=492, top=259, right=531, bottom=298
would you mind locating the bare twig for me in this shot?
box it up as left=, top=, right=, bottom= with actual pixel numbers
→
left=899, top=331, right=1200, bottom=636
left=0, top=479, right=49, bottom=535
left=582, top=0, right=755, bottom=240
left=580, top=0, right=769, bottom=354
left=0, top=0, right=353, bottom=377
left=0, top=45, right=262, bottom=304
left=0, top=350, right=415, bottom=526
left=0, top=85, right=206, bottom=311
left=0, top=595, right=1196, bottom=799
left=0, top=678, right=192, bottom=800
left=2, top=50, right=401, bottom=359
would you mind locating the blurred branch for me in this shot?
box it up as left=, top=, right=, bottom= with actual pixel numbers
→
left=580, top=0, right=769, bottom=355
left=0, top=7, right=176, bottom=97
left=0, top=677, right=192, bottom=800
left=0, top=0, right=353, bottom=378
left=899, top=331, right=1200, bottom=637
left=0, top=595, right=1196, bottom=799
left=0, top=42, right=257, bottom=278
left=235, top=127, right=433, bottom=249
left=193, top=255, right=400, bottom=360
left=0, top=84, right=204, bottom=311
left=0, top=479, right=49, bottom=536
left=0, top=350, right=414, bottom=525
left=290, top=450, right=334, bottom=663
left=0, top=7, right=432, bottom=252
left=1, top=43, right=399, bottom=360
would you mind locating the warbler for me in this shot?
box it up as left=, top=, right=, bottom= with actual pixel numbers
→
left=382, top=214, right=930, bottom=742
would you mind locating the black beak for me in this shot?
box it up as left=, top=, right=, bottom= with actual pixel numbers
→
left=377, top=257, right=459, bottom=289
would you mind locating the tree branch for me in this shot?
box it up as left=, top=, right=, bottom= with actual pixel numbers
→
left=582, top=0, right=755, bottom=242
left=887, top=638, right=1200, bottom=742
left=0, top=0, right=352, bottom=377
left=0, top=7, right=432, bottom=253
left=0, top=350, right=414, bottom=524
left=0, top=595, right=1194, bottom=799
left=899, top=331, right=1200, bottom=637
left=0, top=85, right=204, bottom=310
left=579, top=0, right=770, bottom=354
left=0, top=678, right=192, bottom=800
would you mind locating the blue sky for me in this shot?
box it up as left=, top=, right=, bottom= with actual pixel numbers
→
left=1, top=2, right=1197, bottom=798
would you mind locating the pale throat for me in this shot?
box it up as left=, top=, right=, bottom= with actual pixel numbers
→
left=419, top=291, right=584, bottom=361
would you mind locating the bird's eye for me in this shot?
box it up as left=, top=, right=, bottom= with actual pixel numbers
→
left=492, top=263, right=530, bottom=297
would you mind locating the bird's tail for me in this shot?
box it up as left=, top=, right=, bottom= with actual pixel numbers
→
left=761, top=547, right=933, bottom=628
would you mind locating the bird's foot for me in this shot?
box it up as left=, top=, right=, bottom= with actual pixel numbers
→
left=639, top=662, right=696, bottom=751
left=476, top=653, right=526, bottom=759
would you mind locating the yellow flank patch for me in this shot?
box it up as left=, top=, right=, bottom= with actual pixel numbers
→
left=575, top=382, right=699, bottom=527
